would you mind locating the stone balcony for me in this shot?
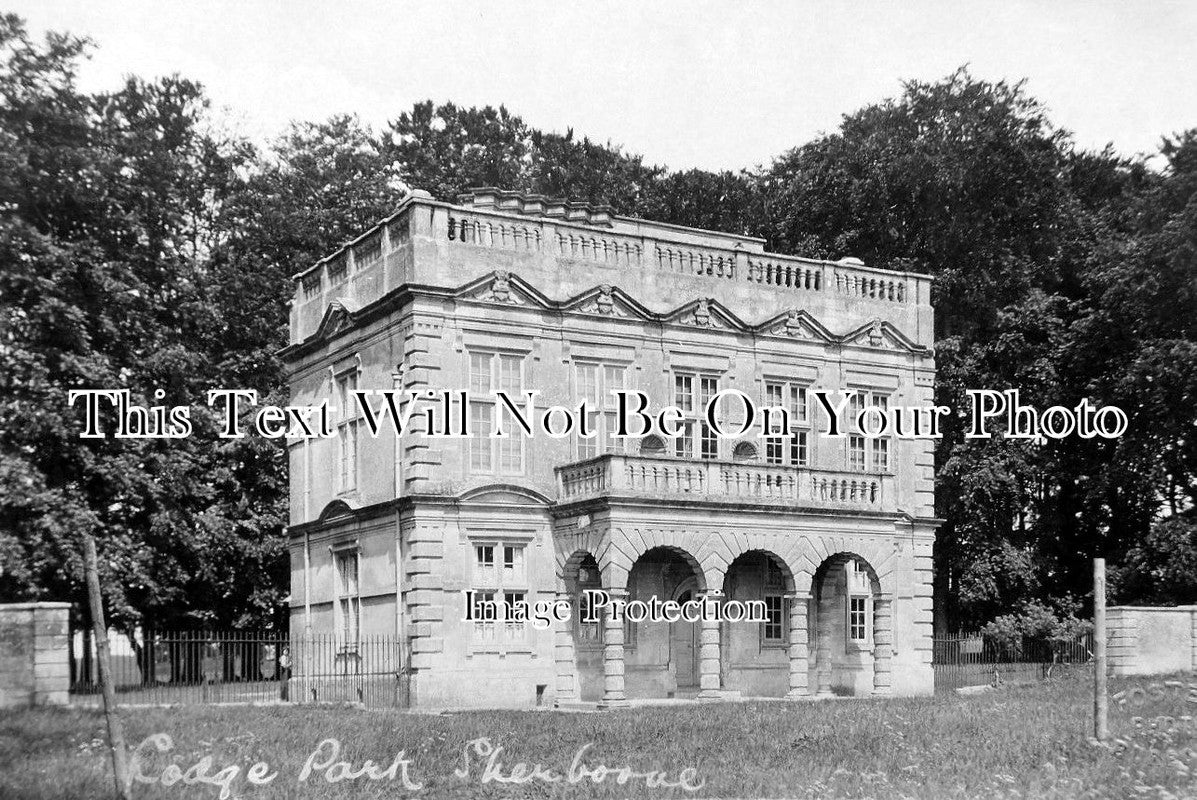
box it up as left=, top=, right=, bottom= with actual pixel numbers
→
left=555, top=454, right=897, bottom=514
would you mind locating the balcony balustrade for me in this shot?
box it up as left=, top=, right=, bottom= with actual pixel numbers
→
left=555, top=454, right=895, bottom=513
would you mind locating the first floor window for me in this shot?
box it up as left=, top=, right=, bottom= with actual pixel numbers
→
left=334, top=549, right=360, bottom=649
left=849, top=435, right=867, bottom=471
left=336, top=370, right=360, bottom=492
left=467, top=351, right=526, bottom=475
left=848, top=389, right=891, bottom=473
left=672, top=371, right=720, bottom=460
left=574, top=362, right=629, bottom=459
left=766, top=429, right=809, bottom=466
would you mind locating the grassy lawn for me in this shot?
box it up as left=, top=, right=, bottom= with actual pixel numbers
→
left=2, top=672, right=1194, bottom=800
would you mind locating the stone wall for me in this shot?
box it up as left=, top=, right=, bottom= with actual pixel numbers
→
left=0, top=602, right=71, bottom=709
left=1107, top=605, right=1197, bottom=676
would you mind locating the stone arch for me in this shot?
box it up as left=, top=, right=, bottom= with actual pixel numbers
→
left=812, top=550, right=883, bottom=597
left=723, top=548, right=797, bottom=594
left=731, top=441, right=758, bottom=462
left=639, top=434, right=667, bottom=456
left=612, top=528, right=725, bottom=592
left=798, top=536, right=897, bottom=596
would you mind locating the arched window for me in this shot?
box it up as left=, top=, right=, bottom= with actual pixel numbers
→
left=732, top=441, right=758, bottom=462
left=640, top=434, right=667, bottom=456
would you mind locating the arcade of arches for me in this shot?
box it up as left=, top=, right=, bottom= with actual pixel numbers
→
left=554, top=536, right=906, bottom=705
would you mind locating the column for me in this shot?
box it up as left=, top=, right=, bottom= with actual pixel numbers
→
left=785, top=593, right=811, bottom=699
left=553, top=590, right=579, bottom=706
left=599, top=588, right=627, bottom=708
left=698, top=591, right=722, bottom=700
left=816, top=591, right=834, bottom=696
left=873, top=594, right=894, bottom=696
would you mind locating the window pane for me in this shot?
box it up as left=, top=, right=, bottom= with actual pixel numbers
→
left=469, top=353, right=491, bottom=395
left=791, top=385, right=807, bottom=423
left=873, top=438, right=889, bottom=472
left=765, top=382, right=783, bottom=408
left=699, top=376, right=718, bottom=406
left=674, top=374, right=693, bottom=412
left=576, top=363, right=598, bottom=405
left=849, top=435, right=866, bottom=471
left=790, top=430, right=808, bottom=467
left=603, top=366, right=625, bottom=408
left=498, top=354, right=523, bottom=394
left=699, top=422, right=717, bottom=460
left=470, top=404, right=491, bottom=470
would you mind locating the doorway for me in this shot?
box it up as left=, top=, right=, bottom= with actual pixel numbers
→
left=670, top=586, right=699, bottom=689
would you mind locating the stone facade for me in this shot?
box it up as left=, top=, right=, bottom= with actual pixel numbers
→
left=282, top=188, right=939, bottom=708
left=0, top=602, right=71, bottom=709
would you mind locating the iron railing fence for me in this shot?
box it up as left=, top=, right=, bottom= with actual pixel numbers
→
left=69, top=631, right=404, bottom=708
left=932, top=631, right=1094, bottom=692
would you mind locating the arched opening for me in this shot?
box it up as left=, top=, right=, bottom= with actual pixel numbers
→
left=625, top=546, right=705, bottom=699
left=640, top=434, right=667, bottom=456
left=720, top=550, right=795, bottom=697
left=731, top=441, right=758, bottom=462
left=811, top=552, right=881, bottom=696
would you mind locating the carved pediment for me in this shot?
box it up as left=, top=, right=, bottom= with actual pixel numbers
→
left=758, top=308, right=835, bottom=342
left=840, top=318, right=927, bottom=353
left=664, top=298, right=746, bottom=331
left=459, top=271, right=550, bottom=308
left=564, top=285, right=652, bottom=320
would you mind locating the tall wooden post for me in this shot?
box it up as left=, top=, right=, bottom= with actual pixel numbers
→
left=1094, top=557, right=1108, bottom=741
left=83, top=534, right=131, bottom=799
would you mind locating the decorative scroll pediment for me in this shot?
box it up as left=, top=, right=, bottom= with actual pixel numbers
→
left=663, top=298, right=747, bottom=331
left=563, top=284, right=652, bottom=320
left=840, top=318, right=927, bottom=353
left=459, top=270, right=551, bottom=308
left=757, top=308, right=836, bottom=342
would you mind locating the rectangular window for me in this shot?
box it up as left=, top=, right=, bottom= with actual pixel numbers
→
left=766, top=437, right=783, bottom=465
left=334, top=550, right=360, bottom=649
left=790, top=430, right=809, bottom=466
left=673, top=371, right=720, bottom=460
left=848, top=389, right=892, bottom=473
left=574, top=362, right=628, bottom=459
left=472, top=541, right=528, bottom=646
left=763, top=595, right=785, bottom=643
left=764, top=379, right=810, bottom=467
left=872, top=438, right=889, bottom=472
left=467, top=351, right=525, bottom=475
left=849, top=435, right=867, bottom=471
left=470, top=403, right=491, bottom=470
left=503, top=591, right=527, bottom=642
left=336, top=371, right=360, bottom=492
left=849, top=597, right=868, bottom=642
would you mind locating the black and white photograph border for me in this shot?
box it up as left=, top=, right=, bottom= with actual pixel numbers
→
left=1, top=2, right=1195, bottom=799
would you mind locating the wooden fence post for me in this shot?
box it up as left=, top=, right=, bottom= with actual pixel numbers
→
left=83, top=534, right=131, bottom=799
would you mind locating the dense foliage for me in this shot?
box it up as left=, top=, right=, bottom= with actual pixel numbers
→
left=0, top=16, right=1193, bottom=637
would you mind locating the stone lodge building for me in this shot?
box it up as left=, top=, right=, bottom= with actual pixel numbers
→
left=282, top=188, right=938, bottom=708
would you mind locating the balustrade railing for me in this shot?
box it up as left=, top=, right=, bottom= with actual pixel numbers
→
left=556, top=454, right=893, bottom=512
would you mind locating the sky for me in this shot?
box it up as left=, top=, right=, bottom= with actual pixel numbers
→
left=10, top=1, right=1197, bottom=172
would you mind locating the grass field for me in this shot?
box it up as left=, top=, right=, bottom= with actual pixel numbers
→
left=2, top=672, right=1194, bottom=800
